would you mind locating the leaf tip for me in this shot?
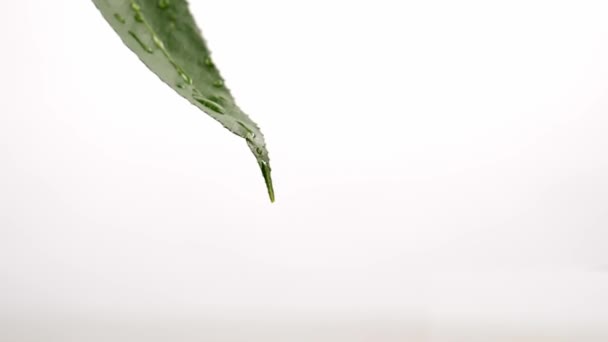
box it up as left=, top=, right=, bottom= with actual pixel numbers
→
left=259, top=160, right=275, bottom=203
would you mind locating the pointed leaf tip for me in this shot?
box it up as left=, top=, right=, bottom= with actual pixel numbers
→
left=259, top=161, right=275, bottom=203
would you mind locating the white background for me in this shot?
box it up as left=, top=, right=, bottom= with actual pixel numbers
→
left=1, top=0, right=607, bottom=340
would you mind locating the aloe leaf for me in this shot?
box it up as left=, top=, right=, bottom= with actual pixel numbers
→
left=92, top=0, right=274, bottom=202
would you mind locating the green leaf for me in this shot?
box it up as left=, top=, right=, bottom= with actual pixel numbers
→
left=92, top=0, right=274, bottom=202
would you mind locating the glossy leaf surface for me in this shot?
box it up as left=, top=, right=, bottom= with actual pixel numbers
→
left=92, top=0, right=274, bottom=201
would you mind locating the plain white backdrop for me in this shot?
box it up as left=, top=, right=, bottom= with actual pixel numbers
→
left=1, top=0, right=608, bottom=340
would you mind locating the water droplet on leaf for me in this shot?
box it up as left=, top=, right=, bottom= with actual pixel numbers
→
left=175, top=67, right=192, bottom=84
left=128, top=31, right=153, bottom=53
left=158, top=0, right=170, bottom=9
left=134, top=12, right=144, bottom=23
left=179, top=72, right=191, bottom=84
left=238, top=122, right=256, bottom=140
left=204, top=57, right=214, bottom=67
left=208, top=95, right=225, bottom=104
left=152, top=35, right=164, bottom=49
left=192, top=94, right=225, bottom=114
left=114, top=13, right=126, bottom=24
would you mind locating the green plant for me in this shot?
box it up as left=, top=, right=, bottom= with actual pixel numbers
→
left=92, top=0, right=274, bottom=202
